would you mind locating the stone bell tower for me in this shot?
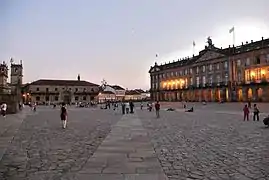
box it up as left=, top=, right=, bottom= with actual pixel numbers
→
left=10, top=59, right=23, bottom=86
left=0, top=61, right=9, bottom=93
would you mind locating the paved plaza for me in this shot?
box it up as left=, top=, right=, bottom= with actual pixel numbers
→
left=0, top=103, right=269, bottom=180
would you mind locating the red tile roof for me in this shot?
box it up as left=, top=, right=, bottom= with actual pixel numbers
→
left=30, top=79, right=99, bottom=86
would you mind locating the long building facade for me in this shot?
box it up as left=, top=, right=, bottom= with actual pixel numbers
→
left=149, top=37, right=269, bottom=102
left=23, top=75, right=100, bottom=105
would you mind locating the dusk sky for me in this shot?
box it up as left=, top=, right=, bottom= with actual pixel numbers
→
left=1, top=0, right=269, bottom=89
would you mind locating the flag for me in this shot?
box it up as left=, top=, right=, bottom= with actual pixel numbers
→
left=229, top=27, right=234, bottom=33
left=193, top=41, right=196, bottom=47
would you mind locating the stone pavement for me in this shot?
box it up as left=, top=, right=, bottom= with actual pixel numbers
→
left=137, top=108, right=269, bottom=180
left=0, top=108, right=121, bottom=180
left=75, top=113, right=168, bottom=180
left=0, top=107, right=33, bottom=161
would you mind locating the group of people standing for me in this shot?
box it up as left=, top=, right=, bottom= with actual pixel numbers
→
left=243, top=102, right=260, bottom=121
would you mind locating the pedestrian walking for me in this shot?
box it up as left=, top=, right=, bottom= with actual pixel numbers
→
left=155, top=101, right=160, bottom=118
left=60, top=103, right=68, bottom=129
left=243, top=104, right=249, bottom=121
left=253, top=104, right=260, bottom=121
left=140, top=102, right=143, bottom=110
left=121, top=102, right=125, bottom=114
left=1, top=103, right=7, bottom=118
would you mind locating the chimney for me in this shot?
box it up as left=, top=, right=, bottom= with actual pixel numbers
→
left=262, top=37, right=264, bottom=40
left=242, top=42, right=243, bottom=45
left=246, top=41, right=248, bottom=44
left=229, top=45, right=230, bottom=48
left=221, top=47, right=222, bottom=49
left=251, top=40, right=253, bottom=43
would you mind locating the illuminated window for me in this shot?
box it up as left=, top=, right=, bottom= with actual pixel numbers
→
left=190, top=68, right=193, bottom=74
left=185, top=69, right=188, bottom=75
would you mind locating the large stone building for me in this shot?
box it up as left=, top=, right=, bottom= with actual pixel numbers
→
left=149, top=37, right=269, bottom=102
left=0, top=60, right=23, bottom=113
left=23, top=75, right=99, bottom=104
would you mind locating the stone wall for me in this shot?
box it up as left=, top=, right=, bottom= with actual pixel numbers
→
left=0, top=93, right=18, bottom=114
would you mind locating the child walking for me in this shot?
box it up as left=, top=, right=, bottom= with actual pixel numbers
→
left=60, top=103, right=67, bottom=129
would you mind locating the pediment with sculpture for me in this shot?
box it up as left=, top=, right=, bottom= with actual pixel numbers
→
left=196, top=51, right=225, bottom=63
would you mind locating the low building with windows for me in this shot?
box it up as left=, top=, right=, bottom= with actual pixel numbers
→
left=98, top=91, right=116, bottom=103
left=125, top=89, right=147, bottom=101
left=149, top=37, right=269, bottom=102
left=23, top=75, right=99, bottom=104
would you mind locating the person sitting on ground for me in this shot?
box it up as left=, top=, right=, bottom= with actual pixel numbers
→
left=185, top=107, right=194, bottom=112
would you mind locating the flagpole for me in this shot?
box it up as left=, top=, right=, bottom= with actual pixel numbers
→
left=233, top=29, right=235, bottom=45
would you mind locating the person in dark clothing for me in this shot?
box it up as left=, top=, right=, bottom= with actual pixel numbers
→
left=253, top=104, right=259, bottom=121
left=155, top=101, right=160, bottom=118
left=121, top=102, right=125, bottom=114
left=60, top=103, right=67, bottom=129
left=130, top=101, right=134, bottom=113
left=243, top=104, right=249, bottom=121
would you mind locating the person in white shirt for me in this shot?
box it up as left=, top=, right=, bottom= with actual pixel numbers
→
left=1, top=103, right=7, bottom=117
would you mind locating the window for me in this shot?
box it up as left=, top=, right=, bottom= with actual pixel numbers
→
left=55, top=88, right=58, bottom=91
left=54, top=96, right=58, bottom=101
left=171, top=72, right=174, bottom=76
left=83, top=88, right=86, bottom=91
left=196, top=67, right=199, bottom=74
left=255, top=56, right=261, bottom=64
left=245, top=58, right=250, bottom=66
left=209, top=75, right=213, bottom=85
left=36, top=87, right=39, bottom=91
left=216, top=75, right=221, bottom=84
left=266, top=54, right=269, bottom=63
left=46, top=88, right=49, bottom=92
left=190, top=77, right=193, bottom=85
left=196, top=77, right=200, bottom=87
left=190, top=68, right=192, bottom=74
left=202, top=76, right=206, bottom=86
left=209, top=64, right=213, bottom=71
left=238, top=71, right=242, bottom=82
left=75, top=96, right=79, bottom=101
left=202, top=65, right=206, bottom=73
left=36, top=96, right=40, bottom=101
left=69, top=88, right=72, bottom=91
left=185, top=69, right=188, bottom=75
left=224, top=61, right=228, bottom=69
left=83, top=96, right=87, bottom=101
left=236, top=59, right=241, bottom=67
left=175, top=72, right=178, bottom=76
left=179, top=71, right=182, bottom=75
left=216, top=63, right=220, bottom=70
left=225, top=73, right=229, bottom=83
left=45, top=96, right=49, bottom=101
left=75, top=88, right=78, bottom=92
left=62, top=88, right=65, bottom=90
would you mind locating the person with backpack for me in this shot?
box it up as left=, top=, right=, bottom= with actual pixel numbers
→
left=60, top=103, right=68, bottom=129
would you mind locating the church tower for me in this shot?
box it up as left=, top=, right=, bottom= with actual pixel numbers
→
left=10, top=59, right=23, bottom=85
left=0, top=61, right=8, bottom=90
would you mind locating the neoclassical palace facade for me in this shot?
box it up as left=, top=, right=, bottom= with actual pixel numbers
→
left=149, top=37, right=269, bottom=102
